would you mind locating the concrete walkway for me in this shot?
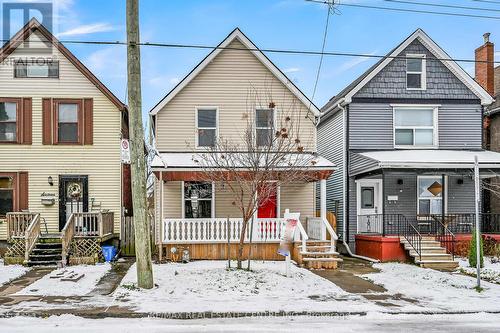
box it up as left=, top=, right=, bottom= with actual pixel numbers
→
left=314, top=257, right=419, bottom=308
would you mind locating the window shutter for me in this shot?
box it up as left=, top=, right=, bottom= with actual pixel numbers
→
left=21, top=98, right=32, bottom=144
left=42, top=98, right=52, bottom=145
left=83, top=98, right=93, bottom=145
left=18, top=172, right=29, bottom=211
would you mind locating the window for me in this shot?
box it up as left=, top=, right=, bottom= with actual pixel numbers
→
left=0, top=101, right=17, bottom=142
left=56, top=101, right=81, bottom=144
left=418, top=176, right=445, bottom=216
left=183, top=182, right=213, bottom=218
left=394, top=107, right=437, bottom=148
left=406, top=54, right=426, bottom=90
left=196, top=108, right=217, bottom=147
left=361, top=187, right=374, bottom=209
left=0, top=176, right=14, bottom=218
left=256, top=108, right=274, bottom=147
left=14, top=60, right=59, bottom=78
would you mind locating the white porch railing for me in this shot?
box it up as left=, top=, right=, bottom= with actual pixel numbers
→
left=161, top=218, right=305, bottom=244
left=306, top=217, right=338, bottom=253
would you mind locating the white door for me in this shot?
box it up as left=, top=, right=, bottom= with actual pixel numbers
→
left=356, top=179, right=383, bottom=233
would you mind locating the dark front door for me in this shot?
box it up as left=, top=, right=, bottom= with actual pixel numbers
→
left=59, top=175, right=88, bottom=231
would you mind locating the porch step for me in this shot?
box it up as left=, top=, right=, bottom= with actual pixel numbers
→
left=298, top=245, right=332, bottom=252
left=415, top=260, right=459, bottom=271
left=302, top=257, right=343, bottom=270
left=408, top=247, right=447, bottom=254
left=409, top=252, right=453, bottom=261
left=27, top=240, right=63, bottom=267
left=300, top=251, right=339, bottom=257
left=400, top=237, right=458, bottom=271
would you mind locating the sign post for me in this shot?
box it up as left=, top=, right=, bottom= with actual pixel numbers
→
left=278, top=210, right=300, bottom=277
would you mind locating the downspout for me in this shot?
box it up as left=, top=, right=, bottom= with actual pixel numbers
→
left=337, top=101, right=380, bottom=263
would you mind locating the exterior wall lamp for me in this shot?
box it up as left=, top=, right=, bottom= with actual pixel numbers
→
left=48, top=176, right=54, bottom=186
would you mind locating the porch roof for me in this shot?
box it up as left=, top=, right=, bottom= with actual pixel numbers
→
left=152, top=151, right=336, bottom=181
left=352, top=150, right=500, bottom=175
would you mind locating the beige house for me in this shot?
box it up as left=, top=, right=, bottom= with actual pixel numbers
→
left=150, top=29, right=339, bottom=267
left=0, top=19, right=129, bottom=265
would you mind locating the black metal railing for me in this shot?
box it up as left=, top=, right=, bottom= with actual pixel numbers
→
left=400, top=216, right=422, bottom=261
left=428, top=216, right=456, bottom=259
left=357, top=214, right=407, bottom=236
left=482, top=214, right=500, bottom=233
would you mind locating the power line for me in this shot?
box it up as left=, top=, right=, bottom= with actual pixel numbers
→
left=305, top=0, right=500, bottom=20
left=6, top=37, right=498, bottom=65
left=472, top=0, right=500, bottom=5
left=384, top=0, right=500, bottom=13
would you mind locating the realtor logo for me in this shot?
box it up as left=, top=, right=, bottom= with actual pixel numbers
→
left=1, top=1, right=54, bottom=54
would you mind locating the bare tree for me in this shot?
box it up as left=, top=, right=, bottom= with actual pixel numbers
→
left=192, top=90, right=320, bottom=269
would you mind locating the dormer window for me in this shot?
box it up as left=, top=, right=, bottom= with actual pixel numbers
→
left=14, top=60, right=59, bottom=78
left=406, top=54, right=426, bottom=90
left=256, top=108, right=275, bottom=147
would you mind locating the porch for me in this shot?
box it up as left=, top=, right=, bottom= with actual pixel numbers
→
left=4, top=211, right=116, bottom=266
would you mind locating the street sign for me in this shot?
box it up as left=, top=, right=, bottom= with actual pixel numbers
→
left=121, top=139, right=131, bottom=164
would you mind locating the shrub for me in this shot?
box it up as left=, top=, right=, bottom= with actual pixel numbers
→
left=469, top=229, right=484, bottom=268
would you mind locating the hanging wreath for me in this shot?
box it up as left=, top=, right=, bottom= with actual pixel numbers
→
left=67, top=182, right=82, bottom=199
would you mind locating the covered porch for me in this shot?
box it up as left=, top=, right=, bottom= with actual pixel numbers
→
left=152, top=152, right=339, bottom=265
left=350, top=149, right=500, bottom=263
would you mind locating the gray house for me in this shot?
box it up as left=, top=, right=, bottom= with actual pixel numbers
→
left=319, top=29, right=500, bottom=268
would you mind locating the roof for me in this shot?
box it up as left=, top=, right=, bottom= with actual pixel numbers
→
left=0, top=18, right=126, bottom=111
left=151, top=152, right=336, bottom=171
left=321, top=29, right=494, bottom=117
left=149, top=28, right=321, bottom=117
left=355, top=149, right=500, bottom=173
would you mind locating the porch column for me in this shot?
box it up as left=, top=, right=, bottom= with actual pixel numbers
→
left=320, top=179, right=327, bottom=220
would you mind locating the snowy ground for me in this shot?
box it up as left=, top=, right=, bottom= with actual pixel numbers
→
left=15, top=263, right=111, bottom=296
left=361, top=262, right=500, bottom=312
left=113, top=261, right=378, bottom=313
left=1, top=313, right=499, bottom=333
left=457, top=257, right=500, bottom=284
left=0, top=260, right=29, bottom=287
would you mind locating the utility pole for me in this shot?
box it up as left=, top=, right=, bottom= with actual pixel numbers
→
left=474, top=155, right=481, bottom=289
left=126, top=0, right=153, bottom=289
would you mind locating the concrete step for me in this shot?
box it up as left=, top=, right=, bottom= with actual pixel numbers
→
left=409, top=252, right=453, bottom=261
left=408, top=247, right=447, bottom=254
left=401, top=240, right=441, bottom=247
left=416, top=260, right=459, bottom=271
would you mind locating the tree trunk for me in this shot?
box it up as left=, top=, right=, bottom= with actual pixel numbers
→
left=237, top=217, right=249, bottom=269
left=126, top=0, right=153, bottom=289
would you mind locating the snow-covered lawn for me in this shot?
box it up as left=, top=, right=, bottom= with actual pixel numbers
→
left=361, top=262, right=500, bottom=312
left=0, top=259, right=29, bottom=287
left=113, top=261, right=376, bottom=313
left=1, top=313, right=500, bottom=333
left=457, top=257, right=500, bottom=284
left=15, top=263, right=111, bottom=296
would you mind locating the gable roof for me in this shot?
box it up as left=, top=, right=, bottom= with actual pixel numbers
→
left=0, top=18, right=126, bottom=111
left=149, top=28, right=321, bottom=117
left=322, top=28, right=494, bottom=117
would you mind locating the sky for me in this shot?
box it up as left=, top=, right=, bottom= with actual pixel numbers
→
left=4, top=0, right=500, bottom=125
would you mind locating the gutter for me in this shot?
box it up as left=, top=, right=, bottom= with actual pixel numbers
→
left=336, top=102, right=380, bottom=263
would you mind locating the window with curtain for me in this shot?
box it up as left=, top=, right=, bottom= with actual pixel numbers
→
left=256, top=108, right=274, bottom=147
left=0, top=101, right=17, bottom=142
left=394, top=107, right=436, bottom=147
left=183, top=182, right=213, bottom=218
left=418, top=176, right=444, bottom=215
left=0, top=177, right=14, bottom=217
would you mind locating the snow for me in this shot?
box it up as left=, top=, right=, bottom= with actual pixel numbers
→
left=0, top=259, right=29, bottom=287
left=15, top=263, right=111, bottom=296
left=1, top=313, right=500, bottom=333
left=361, top=262, right=500, bottom=312
left=457, top=257, right=500, bottom=284
left=113, top=261, right=377, bottom=313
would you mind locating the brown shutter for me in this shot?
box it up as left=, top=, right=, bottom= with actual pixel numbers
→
left=18, top=172, right=29, bottom=211
left=21, top=98, right=32, bottom=144
left=42, top=98, right=52, bottom=145
left=83, top=98, right=93, bottom=145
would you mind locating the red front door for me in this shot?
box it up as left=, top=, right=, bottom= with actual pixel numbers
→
left=258, top=183, right=277, bottom=218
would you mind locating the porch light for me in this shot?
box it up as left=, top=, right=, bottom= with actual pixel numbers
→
left=47, top=176, right=54, bottom=186
left=397, top=179, right=403, bottom=185
left=457, top=178, right=464, bottom=185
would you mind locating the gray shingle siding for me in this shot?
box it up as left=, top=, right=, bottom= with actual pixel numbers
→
left=349, top=152, right=379, bottom=176
left=354, top=39, right=478, bottom=100
left=317, top=110, right=344, bottom=234
left=348, top=103, right=482, bottom=150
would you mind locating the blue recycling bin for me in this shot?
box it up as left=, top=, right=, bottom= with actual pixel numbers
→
left=102, top=245, right=117, bottom=262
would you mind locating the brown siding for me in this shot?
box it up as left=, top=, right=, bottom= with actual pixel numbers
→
left=42, top=98, right=52, bottom=144
left=21, top=98, right=32, bottom=144
left=83, top=98, right=94, bottom=145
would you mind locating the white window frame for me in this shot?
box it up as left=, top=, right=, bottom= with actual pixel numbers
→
left=392, top=104, right=439, bottom=149
left=255, top=108, right=276, bottom=147
left=416, top=175, right=447, bottom=218
left=181, top=181, right=215, bottom=219
left=195, top=107, right=218, bottom=149
left=406, top=54, right=426, bottom=90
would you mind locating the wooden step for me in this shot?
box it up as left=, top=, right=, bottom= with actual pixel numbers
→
left=299, top=245, right=332, bottom=252
left=300, top=251, right=339, bottom=258
left=302, top=257, right=343, bottom=270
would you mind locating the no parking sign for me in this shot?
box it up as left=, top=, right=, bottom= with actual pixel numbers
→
left=121, top=139, right=131, bottom=164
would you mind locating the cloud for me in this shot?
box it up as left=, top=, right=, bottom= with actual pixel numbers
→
left=284, top=67, right=301, bottom=73
left=148, top=75, right=181, bottom=87
left=85, top=47, right=126, bottom=78
left=57, top=23, right=117, bottom=37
